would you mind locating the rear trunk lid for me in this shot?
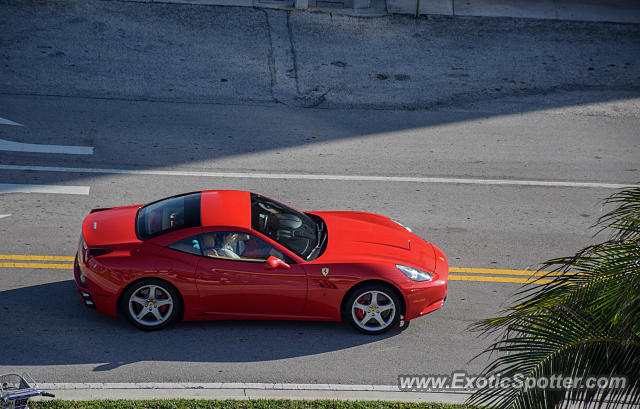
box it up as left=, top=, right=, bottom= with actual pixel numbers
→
left=82, top=205, right=142, bottom=246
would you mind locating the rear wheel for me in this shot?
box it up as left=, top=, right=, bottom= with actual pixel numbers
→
left=121, top=279, right=181, bottom=330
left=345, top=284, right=401, bottom=335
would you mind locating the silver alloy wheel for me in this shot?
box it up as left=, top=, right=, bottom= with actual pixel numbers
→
left=128, top=284, right=174, bottom=327
left=351, top=290, right=396, bottom=331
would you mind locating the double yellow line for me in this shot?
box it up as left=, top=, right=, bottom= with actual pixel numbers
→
left=449, top=268, right=554, bottom=284
left=0, top=254, right=75, bottom=269
left=0, top=253, right=557, bottom=284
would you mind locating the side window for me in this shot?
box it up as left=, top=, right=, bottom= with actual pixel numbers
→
left=168, top=236, right=202, bottom=256
left=200, top=231, right=290, bottom=263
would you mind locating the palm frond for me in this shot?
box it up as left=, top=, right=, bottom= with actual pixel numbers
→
left=468, top=307, right=640, bottom=409
left=468, top=186, right=640, bottom=408
left=596, top=186, right=640, bottom=241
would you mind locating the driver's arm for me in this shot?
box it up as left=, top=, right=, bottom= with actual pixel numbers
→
left=269, top=248, right=284, bottom=259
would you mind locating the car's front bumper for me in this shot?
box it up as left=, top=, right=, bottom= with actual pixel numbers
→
left=402, top=278, right=447, bottom=320
left=400, top=243, right=449, bottom=321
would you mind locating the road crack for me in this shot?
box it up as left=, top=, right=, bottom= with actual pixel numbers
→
left=262, top=9, right=277, bottom=103
left=286, top=12, right=300, bottom=96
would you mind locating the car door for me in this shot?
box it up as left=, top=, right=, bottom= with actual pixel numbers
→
left=196, top=229, right=308, bottom=317
left=143, top=227, right=204, bottom=319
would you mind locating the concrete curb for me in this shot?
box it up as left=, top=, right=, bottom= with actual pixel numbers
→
left=33, top=383, right=472, bottom=403
left=119, top=0, right=640, bottom=23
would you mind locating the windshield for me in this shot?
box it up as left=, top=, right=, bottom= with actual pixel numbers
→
left=250, top=193, right=319, bottom=260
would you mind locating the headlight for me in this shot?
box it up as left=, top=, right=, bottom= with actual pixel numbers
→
left=397, top=264, right=433, bottom=282
left=390, top=218, right=412, bottom=232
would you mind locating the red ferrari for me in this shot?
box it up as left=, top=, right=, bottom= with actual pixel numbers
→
left=75, top=191, right=448, bottom=334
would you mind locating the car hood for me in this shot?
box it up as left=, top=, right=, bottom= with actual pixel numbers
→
left=82, top=205, right=142, bottom=246
left=310, top=211, right=436, bottom=272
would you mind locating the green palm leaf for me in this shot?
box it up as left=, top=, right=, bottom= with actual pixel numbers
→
left=468, top=186, right=640, bottom=409
left=596, top=188, right=640, bottom=241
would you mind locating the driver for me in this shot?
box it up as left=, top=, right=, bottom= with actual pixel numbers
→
left=216, top=232, right=241, bottom=259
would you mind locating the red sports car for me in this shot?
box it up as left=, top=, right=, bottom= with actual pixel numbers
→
left=75, top=191, right=448, bottom=334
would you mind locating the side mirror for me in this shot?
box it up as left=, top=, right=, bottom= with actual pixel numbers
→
left=265, top=256, right=290, bottom=270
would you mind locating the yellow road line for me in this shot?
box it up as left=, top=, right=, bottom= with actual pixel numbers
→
left=0, top=262, right=73, bottom=269
left=450, top=267, right=558, bottom=276
left=0, top=263, right=555, bottom=284
left=0, top=254, right=75, bottom=262
left=0, top=256, right=556, bottom=274
left=0, top=255, right=548, bottom=275
left=449, top=274, right=553, bottom=284
left=0, top=254, right=563, bottom=285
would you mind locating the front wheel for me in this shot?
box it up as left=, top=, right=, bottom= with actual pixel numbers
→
left=345, top=284, right=401, bottom=334
left=121, top=279, right=181, bottom=330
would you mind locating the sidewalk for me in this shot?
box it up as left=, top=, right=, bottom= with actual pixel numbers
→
left=34, top=382, right=472, bottom=404
left=389, top=0, right=640, bottom=23
left=138, top=0, right=640, bottom=23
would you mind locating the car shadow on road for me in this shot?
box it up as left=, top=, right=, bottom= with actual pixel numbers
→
left=0, top=280, right=410, bottom=369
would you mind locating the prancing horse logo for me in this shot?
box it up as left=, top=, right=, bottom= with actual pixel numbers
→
left=321, top=268, right=329, bottom=277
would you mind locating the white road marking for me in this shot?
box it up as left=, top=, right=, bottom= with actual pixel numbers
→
left=0, top=139, right=93, bottom=155
left=0, top=214, right=11, bottom=219
left=0, top=115, right=93, bottom=154
left=0, top=164, right=636, bottom=189
left=0, top=116, right=23, bottom=126
left=0, top=184, right=90, bottom=195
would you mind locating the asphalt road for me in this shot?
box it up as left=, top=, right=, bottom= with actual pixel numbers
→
left=1, top=0, right=639, bottom=388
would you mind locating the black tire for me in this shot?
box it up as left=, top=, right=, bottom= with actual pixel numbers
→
left=121, top=278, right=182, bottom=331
left=344, top=283, right=402, bottom=335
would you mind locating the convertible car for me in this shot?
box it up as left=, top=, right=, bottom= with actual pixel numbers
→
left=75, top=191, right=448, bottom=334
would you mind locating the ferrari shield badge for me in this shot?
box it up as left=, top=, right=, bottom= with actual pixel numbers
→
left=321, top=268, right=329, bottom=277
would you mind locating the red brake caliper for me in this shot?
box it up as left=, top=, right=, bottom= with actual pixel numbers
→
left=355, top=296, right=365, bottom=320
left=158, top=292, right=168, bottom=314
